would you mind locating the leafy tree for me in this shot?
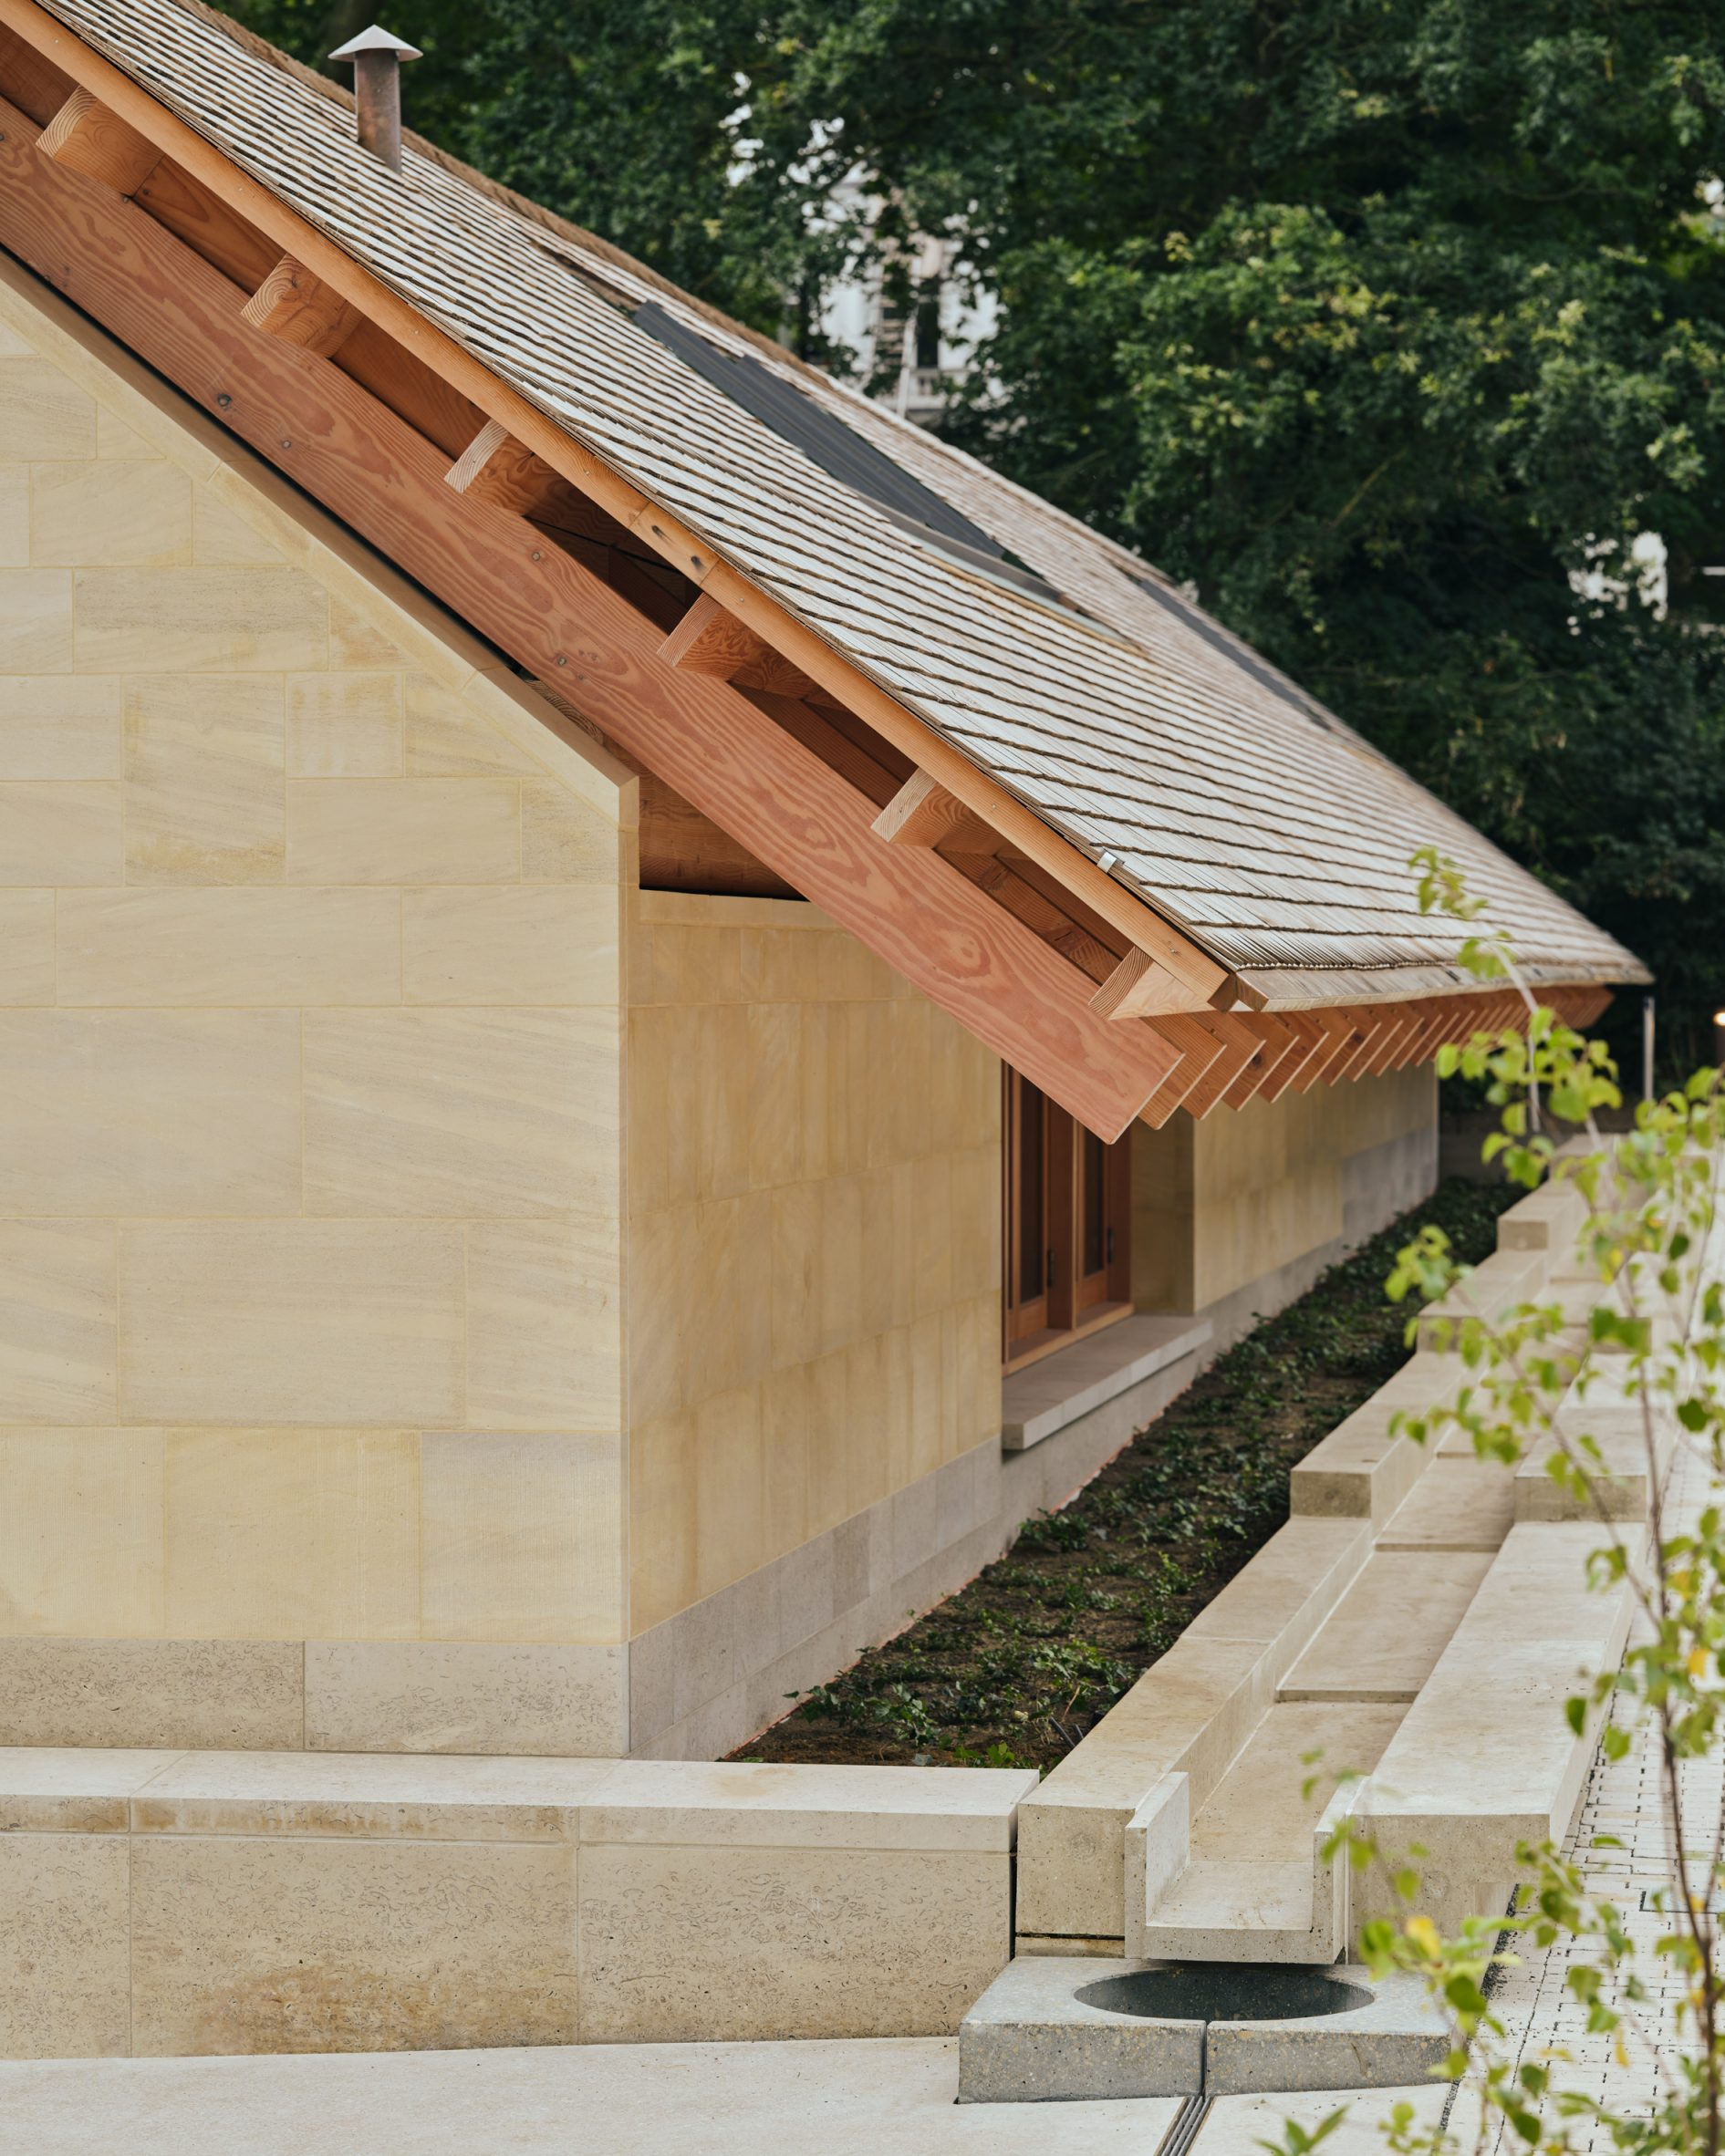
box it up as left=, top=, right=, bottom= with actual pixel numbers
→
left=229, top=0, right=1725, bottom=1070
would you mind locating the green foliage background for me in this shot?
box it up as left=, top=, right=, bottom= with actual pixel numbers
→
left=232, top=0, right=1725, bottom=1073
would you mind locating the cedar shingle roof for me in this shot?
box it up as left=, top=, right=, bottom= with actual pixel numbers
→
left=31, top=0, right=1646, bottom=993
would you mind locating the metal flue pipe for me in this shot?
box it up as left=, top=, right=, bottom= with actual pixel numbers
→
left=328, top=26, right=422, bottom=172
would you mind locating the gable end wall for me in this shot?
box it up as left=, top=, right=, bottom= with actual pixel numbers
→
left=0, top=254, right=637, bottom=1756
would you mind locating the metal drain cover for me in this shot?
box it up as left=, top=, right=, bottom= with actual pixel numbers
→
left=957, top=1956, right=1449, bottom=2103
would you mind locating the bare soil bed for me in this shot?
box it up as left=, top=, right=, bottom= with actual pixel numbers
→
left=733, top=1176, right=1513, bottom=1773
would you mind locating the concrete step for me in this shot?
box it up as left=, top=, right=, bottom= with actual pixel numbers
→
left=1513, top=1365, right=1678, bottom=1523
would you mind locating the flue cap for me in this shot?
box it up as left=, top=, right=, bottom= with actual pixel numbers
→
left=329, top=26, right=422, bottom=62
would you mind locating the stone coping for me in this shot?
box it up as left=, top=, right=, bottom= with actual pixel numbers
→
left=0, top=1747, right=1037, bottom=1851
left=1002, top=1314, right=1212, bottom=1453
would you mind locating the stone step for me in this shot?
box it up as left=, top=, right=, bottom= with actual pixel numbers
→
left=1512, top=1365, right=1678, bottom=1523
left=1358, top=1520, right=1640, bottom=1939
left=1279, top=1550, right=1494, bottom=1703
left=1375, top=1460, right=1516, bottom=1553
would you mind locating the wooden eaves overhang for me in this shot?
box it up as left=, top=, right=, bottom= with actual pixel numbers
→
left=0, top=4, right=1610, bottom=1139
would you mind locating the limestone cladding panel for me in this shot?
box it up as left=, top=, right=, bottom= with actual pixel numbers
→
left=626, top=893, right=1003, bottom=1636
left=129, top=1835, right=580, bottom=2054
left=0, top=268, right=636, bottom=1676
left=1134, top=1063, right=1438, bottom=1318
left=0, top=1830, right=131, bottom=2058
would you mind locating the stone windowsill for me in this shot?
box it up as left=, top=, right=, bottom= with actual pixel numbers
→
left=1001, top=1313, right=1213, bottom=1454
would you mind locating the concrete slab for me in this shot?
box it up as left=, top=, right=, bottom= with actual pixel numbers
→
left=1195, top=2083, right=1450, bottom=2156
left=1205, top=1969, right=1449, bottom=2094
left=958, top=1955, right=1203, bottom=2101
left=1189, top=1703, right=1404, bottom=1863
left=0, top=2040, right=1185, bottom=2154
left=961, top=1959, right=1447, bottom=2102
left=1360, top=1520, right=1640, bottom=1937
left=0, top=1747, right=1034, bottom=2057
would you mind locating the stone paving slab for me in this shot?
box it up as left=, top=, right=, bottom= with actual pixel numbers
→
left=0, top=2039, right=1183, bottom=2156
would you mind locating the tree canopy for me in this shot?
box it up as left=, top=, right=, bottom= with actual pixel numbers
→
left=233, top=0, right=1725, bottom=1073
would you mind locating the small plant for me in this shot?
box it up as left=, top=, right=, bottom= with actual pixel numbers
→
left=1267, top=852, right=1725, bottom=2156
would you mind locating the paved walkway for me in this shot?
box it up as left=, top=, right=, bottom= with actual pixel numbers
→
left=0, top=2038, right=1179, bottom=2154
left=1461, top=1433, right=1720, bottom=2155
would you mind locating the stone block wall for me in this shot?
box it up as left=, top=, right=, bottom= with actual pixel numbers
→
left=0, top=260, right=636, bottom=1756
left=1132, top=1062, right=1439, bottom=1339
left=625, top=891, right=1002, bottom=1637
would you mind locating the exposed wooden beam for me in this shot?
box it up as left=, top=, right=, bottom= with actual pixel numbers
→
left=872, top=767, right=999, bottom=855
left=0, top=111, right=1180, bottom=1142
left=1228, top=1012, right=1304, bottom=1107
left=967, top=857, right=1104, bottom=971
left=1180, top=1014, right=1263, bottom=1119
left=1290, top=1010, right=1360, bottom=1094
left=657, top=592, right=815, bottom=697
left=36, top=85, right=160, bottom=195
left=1089, top=944, right=1211, bottom=1022
left=239, top=253, right=360, bottom=359
left=445, top=416, right=608, bottom=534
left=638, top=772, right=797, bottom=901
left=1336, top=1011, right=1395, bottom=1083
left=1138, top=1013, right=1231, bottom=1129
left=0, top=0, right=1228, bottom=1009
left=1398, top=1002, right=1450, bottom=1070
left=1366, top=1005, right=1424, bottom=1077
left=0, top=19, right=69, bottom=122
left=1258, top=1011, right=1325, bottom=1104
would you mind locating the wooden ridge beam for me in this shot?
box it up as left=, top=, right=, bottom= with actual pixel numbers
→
left=871, top=767, right=998, bottom=855
left=0, top=107, right=1179, bottom=1142
left=37, top=85, right=159, bottom=195
left=239, top=253, right=360, bottom=359
left=0, top=0, right=1227, bottom=1009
